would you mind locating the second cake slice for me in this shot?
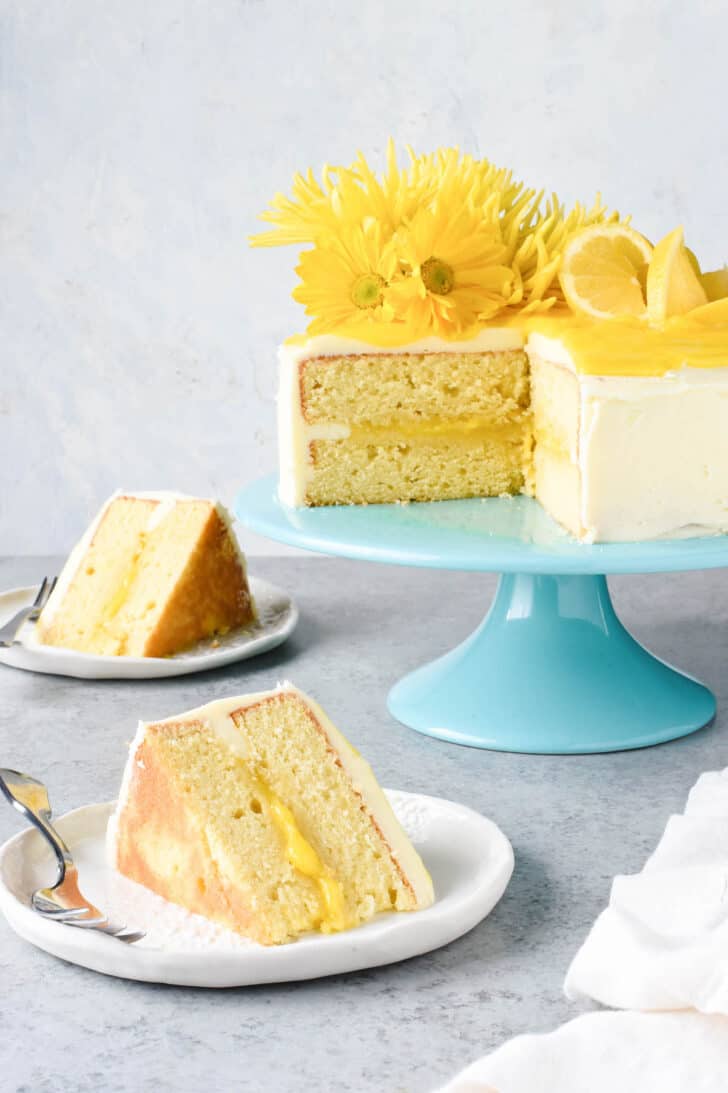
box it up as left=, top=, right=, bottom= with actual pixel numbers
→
left=108, top=684, right=434, bottom=944
left=36, top=491, right=255, bottom=657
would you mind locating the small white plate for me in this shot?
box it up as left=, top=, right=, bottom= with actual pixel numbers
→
left=0, top=577, right=298, bottom=679
left=0, top=792, right=513, bottom=987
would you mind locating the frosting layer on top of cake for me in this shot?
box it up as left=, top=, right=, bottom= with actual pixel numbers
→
left=284, top=316, right=728, bottom=378
left=281, top=327, right=523, bottom=364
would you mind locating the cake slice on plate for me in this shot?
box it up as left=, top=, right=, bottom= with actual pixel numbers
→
left=36, top=491, right=255, bottom=657
left=107, top=685, right=434, bottom=944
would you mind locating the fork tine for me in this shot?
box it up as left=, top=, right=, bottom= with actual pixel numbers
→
left=112, top=930, right=145, bottom=944
left=31, top=577, right=49, bottom=610
left=25, top=576, right=58, bottom=625
left=37, top=576, right=57, bottom=611
left=53, top=913, right=109, bottom=928
left=34, top=904, right=144, bottom=943
left=95, top=923, right=145, bottom=943
left=99, top=922, right=134, bottom=937
left=33, top=903, right=96, bottom=920
left=69, top=919, right=139, bottom=939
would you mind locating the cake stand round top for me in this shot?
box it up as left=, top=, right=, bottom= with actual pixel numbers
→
left=235, top=475, right=728, bottom=575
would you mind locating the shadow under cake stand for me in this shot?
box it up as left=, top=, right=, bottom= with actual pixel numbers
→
left=235, top=474, right=725, bottom=754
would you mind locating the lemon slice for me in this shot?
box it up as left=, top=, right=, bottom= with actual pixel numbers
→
left=701, top=266, right=728, bottom=301
left=646, top=226, right=708, bottom=322
left=559, top=224, right=653, bottom=320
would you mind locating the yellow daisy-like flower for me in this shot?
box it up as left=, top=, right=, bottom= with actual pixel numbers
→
left=252, top=140, right=431, bottom=249
left=505, top=193, right=624, bottom=312
left=293, top=221, right=401, bottom=335
left=387, top=202, right=513, bottom=337
left=250, top=142, right=629, bottom=340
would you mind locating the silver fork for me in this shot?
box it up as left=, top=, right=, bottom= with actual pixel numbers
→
left=0, top=768, right=144, bottom=944
left=0, top=576, right=58, bottom=647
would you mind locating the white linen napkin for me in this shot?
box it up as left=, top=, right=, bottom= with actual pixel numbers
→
left=436, top=1010, right=728, bottom=1092
left=565, top=767, right=728, bottom=1013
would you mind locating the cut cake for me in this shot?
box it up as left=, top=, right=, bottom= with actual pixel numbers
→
left=253, top=145, right=728, bottom=544
left=36, top=491, right=255, bottom=657
left=107, top=685, right=434, bottom=944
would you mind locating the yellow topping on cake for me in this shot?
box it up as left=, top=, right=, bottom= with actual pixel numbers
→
left=524, top=313, right=728, bottom=376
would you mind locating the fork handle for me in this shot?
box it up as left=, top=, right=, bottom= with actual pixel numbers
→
left=0, top=604, right=36, bottom=646
left=0, top=783, right=74, bottom=880
left=25, top=809, right=74, bottom=877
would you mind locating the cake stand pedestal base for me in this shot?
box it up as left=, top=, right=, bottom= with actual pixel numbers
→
left=387, top=573, right=715, bottom=753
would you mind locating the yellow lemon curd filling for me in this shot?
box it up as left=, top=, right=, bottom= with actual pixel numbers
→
left=103, top=534, right=148, bottom=620
left=253, top=776, right=350, bottom=933
left=346, top=414, right=527, bottom=447
left=90, top=519, right=235, bottom=654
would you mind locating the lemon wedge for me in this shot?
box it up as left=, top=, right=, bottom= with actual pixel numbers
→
left=701, top=266, right=728, bottom=301
left=646, top=226, right=708, bottom=322
left=559, top=224, right=653, bottom=320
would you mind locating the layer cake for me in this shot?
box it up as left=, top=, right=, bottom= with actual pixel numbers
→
left=36, top=491, right=255, bottom=656
left=108, top=684, right=434, bottom=944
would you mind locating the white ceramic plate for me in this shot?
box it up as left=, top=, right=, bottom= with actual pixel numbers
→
left=0, top=792, right=513, bottom=987
left=0, top=577, right=297, bottom=679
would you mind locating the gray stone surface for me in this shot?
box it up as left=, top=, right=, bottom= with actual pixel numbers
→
left=1, top=554, right=727, bottom=1093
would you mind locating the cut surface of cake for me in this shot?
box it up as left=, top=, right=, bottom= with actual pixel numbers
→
left=279, top=331, right=532, bottom=506
left=279, top=320, right=728, bottom=543
left=107, top=685, right=434, bottom=945
left=36, top=491, right=255, bottom=657
left=253, top=144, right=728, bottom=543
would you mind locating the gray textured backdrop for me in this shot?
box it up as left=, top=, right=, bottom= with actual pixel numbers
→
left=3, top=0, right=727, bottom=554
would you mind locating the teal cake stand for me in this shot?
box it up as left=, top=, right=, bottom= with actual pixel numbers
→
left=235, top=474, right=725, bottom=754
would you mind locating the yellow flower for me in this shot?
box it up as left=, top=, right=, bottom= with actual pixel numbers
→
left=293, top=221, right=401, bottom=334
left=506, top=193, right=624, bottom=312
left=252, top=140, right=431, bottom=249
left=250, top=142, right=630, bottom=339
left=387, top=202, right=513, bottom=336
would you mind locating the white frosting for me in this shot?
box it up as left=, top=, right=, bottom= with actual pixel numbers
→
left=277, top=352, right=348, bottom=506
left=277, top=331, right=523, bottom=506
left=107, top=683, right=434, bottom=908
left=527, top=334, right=728, bottom=541
left=39, top=490, right=250, bottom=627
left=280, top=328, right=524, bottom=366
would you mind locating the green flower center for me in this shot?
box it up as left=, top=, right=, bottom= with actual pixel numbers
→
left=421, top=257, right=455, bottom=295
left=351, top=273, right=385, bottom=310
